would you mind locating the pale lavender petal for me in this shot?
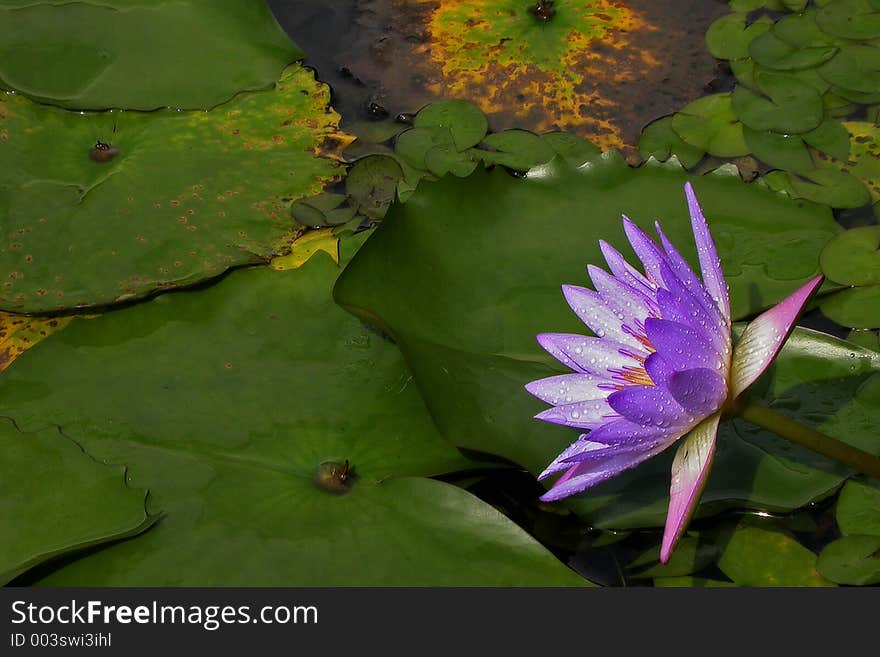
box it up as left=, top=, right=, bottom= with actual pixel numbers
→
left=540, top=439, right=675, bottom=502
left=645, top=352, right=675, bottom=386
left=661, top=412, right=721, bottom=563
left=622, top=215, right=667, bottom=287
left=534, top=398, right=618, bottom=430
left=525, top=372, right=614, bottom=406
left=729, top=275, right=824, bottom=400
left=588, top=264, right=660, bottom=323
left=599, top=239, right=655, bottom=297
left=607, top=385, right=692, bottom=429
left=536, top=333, right=644, bottom=377
left=684, top=182, right=730, bottom=322
left=667, top=368, right=727, bottom=416
left=562, top=285, right=651, bottom=352
left=655, top=222, right=728, bottom=330
left=655, top=260, right=730, bottom=357
left=564, top=417, right=678, bottom=451
left=537, top=435, right=603, bottom=480
left=645, top=317, right=724, bottom=372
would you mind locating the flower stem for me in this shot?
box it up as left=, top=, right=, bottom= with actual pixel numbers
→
left=739, top=401, right=880, bottom=479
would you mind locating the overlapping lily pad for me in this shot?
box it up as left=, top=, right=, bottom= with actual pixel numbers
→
left=0, top=251, right=586, bottom=586
left=333, top=157, right=872, bottom=529
left=0, top=0, right=301, bottom=110
left=0, top=64, right=345, bottom=313
left=0, top=420, right=154, bottom=584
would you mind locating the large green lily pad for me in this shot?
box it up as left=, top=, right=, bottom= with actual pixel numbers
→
left=0, top=420, right=154, bottom=584
left=0, top=0, right=301, bottom=110
left=333, top=157, right=873, bottom=529
left=0, top=253, right=585, bottom=586
left=0, top=64, right=344, bottom=313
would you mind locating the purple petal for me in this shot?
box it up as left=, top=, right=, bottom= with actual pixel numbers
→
left=599, top=239, right=656, bottom=298
left=667, top=368, right=727, bottom=416
left=607, top=385, right=693, bottom=429
left=534, top=399, right=618, bottom=430
left=684, top=182, right=730, bottom=322
left=622, top=215, right=667, bottom=287
left=645, top=317, right=724, bottom=372
left=525, top=372, right=614, bottom=406
left=564, top=417, right=679, bottom=450
left=729, top=275, right=824, bottom=400
left=536, top=333, right=644, bottom=377
left=540, top=439, right=675, bottom=502
left=645, top=352, right=675, bottom=386
left=661, top=412, right=721, bottom=563
left=588, top=264, right=659, bottom=324
left=655, top=259, right=730, bottom=357
left=537, top=435, right=602, bottom=480
left=655, top=222, right=728, bottom=330
left=562, top=285, right=649, bottom=352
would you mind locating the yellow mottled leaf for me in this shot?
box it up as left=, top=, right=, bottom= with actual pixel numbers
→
left=270, top=229, right=339, bottom=271
left=0, top=313, right=72, bottom=372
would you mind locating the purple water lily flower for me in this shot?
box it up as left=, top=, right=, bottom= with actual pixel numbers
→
left=527, top=182, right=823, bottom=562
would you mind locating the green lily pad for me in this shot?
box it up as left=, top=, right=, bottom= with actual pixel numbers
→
left=425, top=144, right=479, bottom=178
left=334, top=158, right=869, bottom=529
left=628, top=534, right=719, bottom=579
left=291, top=194, right=356, bottom=228
left=732, top=71, right=824, bottom=134
left=717, top=520, right=835, bottom=586
left=394, top=126, right=455, bottom=170
left=414, top=100, right=488, bottom=151
left=478, top=130, right=557, bottom=171
left=672, top=94, right=750, bottom=157
left=0, top=65, right=343, bottom=313
left=816, top=122, right=880, bottom=202
left=0, top=254, right=586, bottom=586
left=820, top=226, right=880, bottom=286
left=0, top=420, right=154, bottom=584
left=346, top=155, right=405, bottom=219
left=743, top=126, right=814, bottom=173
left=748, top=31, right=838, bottom=71
left=818, top=45, right=880, bottom=95
left=0, top=1, right=300, bottom=110
left=817, top=535, right=880, bottom=585
left=846, top=329, right=880, bottom=352
left=803, top=118, right=851, bottom=161
left=836, top=478, right=880, bottom=536
left=767, top=166, right=872, bottom=208
left=706, top=13, right=772, bottom=61
left=820, top=285, right=880, bottom=328
left=816, top=0, right=880, bottom=40
left=541, top=132, right=601, bottom=167
left=639, top=116, right=706, bottom=169
left=653, top=576, right=737, bottom=587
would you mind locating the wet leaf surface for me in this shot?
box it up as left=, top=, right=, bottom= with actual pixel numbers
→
left=0, top=0, right=300, bottom=110
left=0, top=65, right=345, bottom=313
left=0, top=253, right=586, bottom=585
left=0, top=420, right=154, bottom=584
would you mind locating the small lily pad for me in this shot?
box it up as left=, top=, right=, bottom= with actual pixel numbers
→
left=706, top=13, right=772, bottom=61
left=803, top=118, right=851, bottom=161
left=820, top=285, right=880, bottom=328
left=414, top=100, right=488, bottom=151
left=346, top=155, right=405, bottom=219
left=818, top=45, right=880, bottom=95
left=836, top=478, right=880, bottom=536
left=732, top=71, right=824, bottom=134
left=394, top=126, right=455, bottom=170
left=541, top=132, right=601, bottom=167
left=748, top=31, right=838, bottom=71
left=820, top=226, right=880, bottom=286
left=478, top=130, right=557, bottom=171
left=743, top=126, right=814, bottom=173
left=672, top=94, right=749, bottom=157
left=816, top=0, right=880, bottom=40
left=817, top=535, right=880, bottom=585
left=629, top=534, right=719, bottom=579
left=639, top=116, right=706, bottom=169
left=771, top=165, right=872, bottom=208
left=717, top=520, right=835, bottom=587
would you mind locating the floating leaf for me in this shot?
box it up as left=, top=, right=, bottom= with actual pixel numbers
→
left=748, top=32, right=837, bottom=71
left=413, top=100, right=488, bottom=151
left=820, top=226, right=880, bottom=286
left=0, top=1, right=300, bottom=110
left=395, top=126, right=455, bottom=170
left=743, top=126, right=814, bottom=173
left=334, top=159, right=864, bottom=529
left=816, top=0, right=880, bottom=40
left=818, top=45, right=880, bottom=95
left=639, top=116, right=705, bottom=169
left=0, top=254, right=586, bottom=586
left=732, top=71, right=824, bottom=134
left=820, top=285, right=880, bottom=328
left=706, top=13, right=772, bottom=61
left=836, top=478, right=880, bottom=536
left=478, top=130, right=557, bottom=171
left=0, top=420, right=154, bottom=584
left=653, top=576, right=737, bottom=587
left=0, top=65, right=344, bottom=313
left=816, top=122, right=880, bottom=201
left=817, top=535, right=880, bottom=585
left=802, top=118, right=851, bottom=161
left=672, top=94, right=749, bottom=157
left=541, top=132, right=601, bottom=167
left=629, top=534, right=719, bottom=579
left=768, top=165, right=872, bottom=208
left=346, top=155, right=405, bottom=219
left=0, top=312, right=72, bottom=373
left=270, top=229, right=339, bottom=271
left=290, top=193, right=356, bottom=228
left=717, top=520, right=835, bottom=587
left=425, top=144, right=479, bottom=178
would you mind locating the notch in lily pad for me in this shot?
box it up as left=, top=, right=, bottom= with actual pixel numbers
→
left=315, top=459, right=357, bottom=495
